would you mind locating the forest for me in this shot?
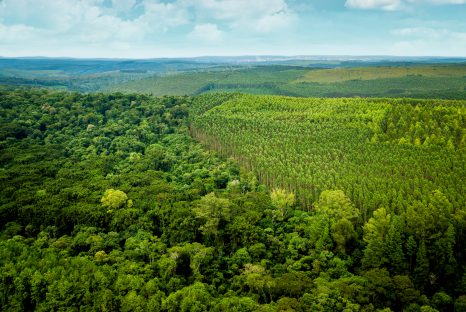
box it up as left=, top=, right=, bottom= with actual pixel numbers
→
left=106, top=64, right=466, bottom=99
left=1, top=87, right=465, bottom=311
left=1, top=58, right=465, bottom=99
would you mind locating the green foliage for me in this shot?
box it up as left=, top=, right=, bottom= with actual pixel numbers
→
left=107, top=64, right=466, bottom=99
left=213, top=296, right=257, bottom=311
left=362, top=208, right=391, bottom=269
left=315, top=190, right=360, bottom=222
left=163, top=282, right=213, bottom=312
left=373, top=104, right=465, bottom=149
left=270, top=188, right=295, bottom=221
left=192, top=193, right=231, bottom=238
left=101, top=189, right=130, bottom=211
left=190, top=92, right=466, bottom=310
left=0, top=88, right=465, bottom=311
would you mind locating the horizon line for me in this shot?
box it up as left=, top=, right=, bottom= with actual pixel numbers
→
left=1, top=55, right=466, bottom=61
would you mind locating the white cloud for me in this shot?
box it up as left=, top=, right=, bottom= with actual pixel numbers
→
left=390, top=27, right=466, bottom=56
left=415, top=0, right=465, bottom=3
left=136, top=1, right=190, bottom=33
left=391, top=27, right=446, bottom=37
left=0, top=23, right=46, bottom=43
left=0, top=0, right=80, bottom=31
left=346, top=0, right=465, bottom=10
left=0, top=0, right=295, bottom=56
left=392, top=26, right=466, bottom=39
left=345, top=0, right=404, bottom=11
left=390, top=38, right=466, bottom=56
left=187, top=0, right=295, bottom=33
left=0, top=0, right=294, bottom=47
left=188, top=23, right=222, bottom=41
left=0, top=0, right=188, bottom=46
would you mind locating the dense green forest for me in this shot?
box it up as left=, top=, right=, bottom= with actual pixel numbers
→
left=0, top=71, right=152, bottom=93
left=191, top=94, right=465, bottom=208
left=1, top=88, right=466, bottom=311
left=107, top=65, right=466, bottom=99
left=191, top=93, right=466, bottom=310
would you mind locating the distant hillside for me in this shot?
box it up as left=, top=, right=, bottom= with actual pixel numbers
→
left=106, top=64, right=466, bottom=99
left=1, top=57, right=465, bottom=97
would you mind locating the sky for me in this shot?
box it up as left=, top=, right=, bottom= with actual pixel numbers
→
left=0, top=0, right=465, bottom=58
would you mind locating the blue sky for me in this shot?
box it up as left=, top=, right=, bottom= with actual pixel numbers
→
left=0, top=0, right=465, bottom=58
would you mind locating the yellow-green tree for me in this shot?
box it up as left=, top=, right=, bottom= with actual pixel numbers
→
left=270, top=188, right=295, bottom=221
left=101, top=189, right=131, bottom=211
left=192, top=193, right=231, bottom=239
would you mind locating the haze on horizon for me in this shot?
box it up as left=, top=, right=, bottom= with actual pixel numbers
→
left=0, top=0, right=465, bottom=59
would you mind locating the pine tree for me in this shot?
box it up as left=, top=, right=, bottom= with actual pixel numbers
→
left=414, top=240, right=430, bottom=290
left=385, top=215, right=405, bottom=274
left=362, top=208, right=391, bottom=269
left=406, top=235, right=417, bottom=272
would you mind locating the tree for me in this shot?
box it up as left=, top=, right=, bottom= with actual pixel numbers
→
left=406, top=235, right=417, bottom=272
left=362, top=208, right=391, bottom=269
left=314, top=190, right=360, bottom=255
left=385, top=215, right=405, bottom=273
left=431, top=291, right=453, bottom=311
left=242, top=263, right=274, bottom=303
left=192, top=193, right=231, bottom=240
left=213, top=296, right=257, bottom=312
left=120, top=290, right=145, bottom=312
left=414, top=240, right=430, bottom=290
left=270, top=188, right=295, bottom=221
left=101, top=189, right=130, bottom=211
left=162, top=282, right=213, bottom=312
left=392, top=275, right=420, bottom=309
left=315, top=190, right=359, bottom=223
left=331, top=218, right=356, bottom=255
